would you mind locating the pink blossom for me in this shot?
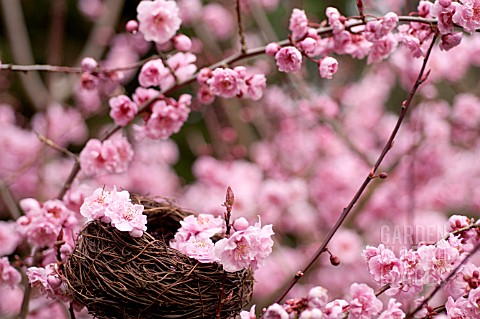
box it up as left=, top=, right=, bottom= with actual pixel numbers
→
left=133, top=87, right=160, bottom=106
left=172, top=34, right=192, bottom=51
left=109, top=95, right=138, bottom=126
left=365, top=244, right=402, bottom=285
left=467, top=287, right=480, bottom=316
left=0, top=257, right=21, bottom=287
left=80, top=57, right=97, bottom=72
left=348, top=283, right=383, bottom=319
left=137, top=0, right=181, bottom=44
left=323, top=299, right=348, bottom=319
left=289, top=8, right=308, bottom=40
left=240, top=305, right=257, bottom=319
left=264, top=303, right=288, bottom=319
left=138, top=59, right=170, bottom=88
left=452, top=0, right=480, bottom=34
left=445, top=296, right=473, bottom=319
left=266, top=42, right=281, bottom=56
left=445, top=262, right=480, bottom=299
left=367, top=33, right=398, bottom=64
left=106, top=201, right=147, bottom=237
left=440, top=33, right=462, bottom=51
left=166, top=52, right=197, bottom=82
left=307, top=286, right=329, bottom=309
left=432, top=0, right=456, bottom=34
left=80, top=186, right=130, bottom=221
left=326, top=7, right=345, bottom=34
left=275, top=46, right=302, bottom=73
left=26, top=263, right=70, bottom=301
left=176, top=237, right=217, bottom=263
left=319, top=57, right=338, bottom=79
left=418, top=240, right=459, bottom=283
left=378, top=299, right=405, bottom=319
left=134, top=94, right=191, bottom=139
left=207, top=68, right=241, bottom=98
left=79, top=134, right=134, bottom=176
left=300, top=37, right=318, bottom=56
left=176, top=214, right=224, bottom=240
left=125, top=20, right=139, bottom=34
left=197, top=86, right=215, bottom=104
left=214, top=219, right=274, bottom=272
left=364, top=12, right=399, bottom=42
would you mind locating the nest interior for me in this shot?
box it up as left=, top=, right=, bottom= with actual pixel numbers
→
left=64, top=196, right=254, bottom=319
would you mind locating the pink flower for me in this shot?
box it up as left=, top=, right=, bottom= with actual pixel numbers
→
left=172, top=34, right=192, bottom=51
left=26, top=263, right=70, bottom=301
left=326, top=7, right=345, bottom=34
left=367, top=33, right=398, bottom=64
left=214, top=219, right=274, bottom=272
left=0, top=257, right=21, bottom=287
left=178, top=237, right=218, bottom=263
left=440, top=32, right=462, bottom=51
left=266, top=42, right=281, bottom=56
left=319, top=57, right=338, bottom=79
left=445, top=296, right=472, bottom=319
left=289, top=8, right=308, bottom=40
left=80, top=186, right=130, bottom=221
left=308, top=286, right=329, bottom=309
left=348, top=283, right=383, bottom=319
left=467, top=287, right=480, bottom=316
left=138, top=59, right=170, bottom=88
left=176, top=214, right=225, bottom=240
left=365, top=12, right=398, bottom=42
left=166, top=52, right=197, bottom=82
left=418, top=240, right=459, bottom=283
left=134, top=94, right=191, bottom=139
left=240, top=305, right=257, bottom=319
left=324, top=299, right=348, bottom=319
left=445, top=262, right=480, bottom=299
left=432, top=0, right=456, bottom=34
left=109, top=95, right=138, bottom=126
left=197, top=86, right=215, bottom=104
left=106, top=201, right=147, bottom=237
left=378, top=299, right=405, bottom=319
left=452, top=0, right=480, bottom=34
left=275, top=46, right=302, bottom=73
left=207, top=68, right=241, bottom=98
left=137, top=0, right=181, bottom=44
left=79, top=134, right=134, bottom=176
left=365, top=244, right=402, bottom=285
left=264, top=303, right=288, bottom=319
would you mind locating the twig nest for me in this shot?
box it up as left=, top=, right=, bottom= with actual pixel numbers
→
left=64, top=195, right=254, bottom=319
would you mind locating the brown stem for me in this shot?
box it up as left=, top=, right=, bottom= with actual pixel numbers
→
left=35, top=131, right=78, bottom=159
left=236, top=0, right=248, bottom=54
left=271, top=35, right=438, bottom=305
left=19, top=248, right=42, bottom=319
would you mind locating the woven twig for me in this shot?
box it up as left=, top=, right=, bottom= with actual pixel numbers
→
left=64, top=196, right=254, bottom=319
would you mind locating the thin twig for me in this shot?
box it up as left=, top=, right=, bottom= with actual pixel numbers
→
left=19, top=248, right=42, bottom=319
left=271, top=35, right=438, bottom=305
left=35, top=131, right=78, bottom=159
left=236, top=0, right=248, bottom=54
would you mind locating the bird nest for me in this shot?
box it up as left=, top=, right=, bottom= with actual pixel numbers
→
left=63, top=195, right=254, bottom=319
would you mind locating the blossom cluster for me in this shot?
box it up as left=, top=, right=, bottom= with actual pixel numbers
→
left=16, top=198, right=78, bottom=249
left=241, top=284, right=404, bottom=319
left=79, top=134, right=134, bottom=177
left=26, top=263, right=71, bottom=302
left=170, top=215, right=274, bottom=272
left=196, top=66, right=267, bottom=104
left=80, top=186, right=147, bottom=237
